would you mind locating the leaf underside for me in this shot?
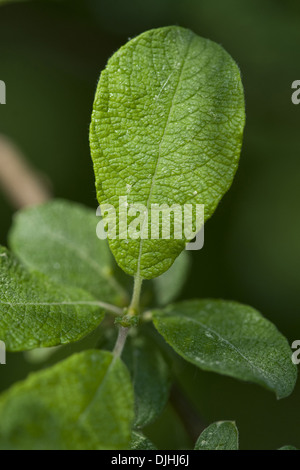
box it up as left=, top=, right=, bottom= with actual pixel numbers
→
left=9, top=199, right=127, bottom=305
left=0, top=247, right=105, bottom=351
left=153, top=299, right=297, bottom=399
left=122, top=334, right=171, bottom=428
left=195, top=421, right=239, bottom=450
left=130, top=431, right=157, bottom=450
left=98, top=329, right=171, bottom=428
left=90, top=26, right=245, bottom=279
left=0, top=350, right=134, bottom=450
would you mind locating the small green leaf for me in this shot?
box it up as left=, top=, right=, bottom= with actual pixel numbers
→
left=195, top=421, right=239, bottom=450
left=153, top=251, right=191, bottom=306
left=0, top=350, right=134, bottom=450
left=278, top=445, right=298, bottom=450
left=123, top=335, right=171, bottom=428
left=153, top=300, right=297, bottom=399
left=0, top=247, right=105, bottom=351
left=130, top=431, right=157, bottom=450
left=90, top=26, right=245, bottom=279
left=9, top=199, right=128, bottom=305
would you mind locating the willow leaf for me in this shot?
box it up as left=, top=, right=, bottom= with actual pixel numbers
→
left=0, top=247, right=106, bottom=351
left=9, top=199, right=128, bottom=305
left=90, top=26, right=245, bottom=279
left=153, top=299, right=297, bottom=399
left=0, top=350, right=134, bottom=450
left=195, top=421, right=239, bottom=450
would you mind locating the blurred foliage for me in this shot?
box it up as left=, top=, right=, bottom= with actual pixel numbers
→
left=0, top=0, right=300, bottom=449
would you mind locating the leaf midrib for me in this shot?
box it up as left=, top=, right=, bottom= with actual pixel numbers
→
left=0, top=300, right=122, bottom=315
left=135, top=32, right=194, bottom=279
left=164, top=314, right=275, bottom=384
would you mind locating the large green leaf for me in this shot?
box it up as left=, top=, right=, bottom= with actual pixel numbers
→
left=90, top=26, right=245, bottom=279
left=0, top=350, right=134, bottom=450
left=9, top=199, right=128, bottom=305
left=153, top=300, right=297, bottom=399
left=195, top=421, right=239, bottom=450
left=0, top=247, right=106, bottom=351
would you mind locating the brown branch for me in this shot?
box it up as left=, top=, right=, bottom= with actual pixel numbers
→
left=0, top=134, right=51, bottom=209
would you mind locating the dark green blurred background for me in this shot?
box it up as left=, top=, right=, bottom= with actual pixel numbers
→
left=0, top=0, right=299, bottom=449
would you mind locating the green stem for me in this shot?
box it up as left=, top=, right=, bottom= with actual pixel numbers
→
left=128, top=275, right=143, bottom=316
left=96, top=301, right=123, bottom=316
left=112, top=275, right=143, bottom=354
left=113, top=326, right=129, bottom=358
